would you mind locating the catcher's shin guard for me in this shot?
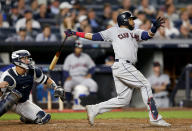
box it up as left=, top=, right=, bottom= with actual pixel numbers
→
left=0, top=89, right=22, bottom=117
left=148, top=97, right=158, bottom=120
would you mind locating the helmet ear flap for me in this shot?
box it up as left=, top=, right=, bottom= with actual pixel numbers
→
left=123, top=17, right=129, bottom=26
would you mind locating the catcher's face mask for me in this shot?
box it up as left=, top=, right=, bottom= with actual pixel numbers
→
left=12, top=50, right=34, bottom=70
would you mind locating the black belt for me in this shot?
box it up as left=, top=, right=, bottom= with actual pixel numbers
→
left=155, top=96, right=168, bottom=99
left=115, top=59, right=131, bottom=63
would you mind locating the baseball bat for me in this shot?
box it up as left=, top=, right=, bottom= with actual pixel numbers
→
left=49, top=36, right=68, bottom=70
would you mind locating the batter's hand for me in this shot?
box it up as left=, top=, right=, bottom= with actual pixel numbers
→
left=64, top=29, right=76, bottom=37
left=54, top=86, right=65, bottom=102
left=152, top=17, right=165, bottom=29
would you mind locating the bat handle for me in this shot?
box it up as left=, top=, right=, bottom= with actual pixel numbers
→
left=49, top=36, right=68, bottom=71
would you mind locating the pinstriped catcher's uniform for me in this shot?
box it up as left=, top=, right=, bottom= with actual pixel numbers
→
left=0, top=67, right=48, bottom=121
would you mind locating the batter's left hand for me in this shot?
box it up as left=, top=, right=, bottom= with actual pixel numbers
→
left=64, top=29, right=76, bottom=37
left=54, top=86, right=65, bottom=102
left=152, top=17, right=165, bottom=28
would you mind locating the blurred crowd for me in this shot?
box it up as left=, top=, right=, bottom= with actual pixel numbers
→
left=0, top=0, right=192, bottom=42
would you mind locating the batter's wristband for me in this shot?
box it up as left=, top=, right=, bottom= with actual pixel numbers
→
left=76, top=32, right=85, bottom=38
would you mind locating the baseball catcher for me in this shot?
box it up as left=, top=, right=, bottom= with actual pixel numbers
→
left=0, top=50, right=65, bottom=124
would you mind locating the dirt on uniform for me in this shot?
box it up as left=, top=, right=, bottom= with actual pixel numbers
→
left=0, top=119, right=192, bottom=131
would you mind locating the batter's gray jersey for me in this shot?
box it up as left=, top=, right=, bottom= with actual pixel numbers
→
left=63, top=53, right=95, bottom=76
left=99, top=27, right=144, bottom=64
left=89, top=27, right=165, bottom=122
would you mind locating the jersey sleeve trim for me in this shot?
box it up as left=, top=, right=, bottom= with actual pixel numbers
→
left=99, top=27, right=114, bottom=42
left=92, top=33, right=104, bottom=41
left=99, top=32, right=105, bottom=41
left=141, top=31, right=152, bottom=40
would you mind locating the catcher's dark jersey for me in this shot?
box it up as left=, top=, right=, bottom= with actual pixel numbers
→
left=0, top=67, right=48, bottom=102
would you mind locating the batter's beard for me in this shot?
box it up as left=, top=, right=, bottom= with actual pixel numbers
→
left=128, top=24, right=134, bottom=30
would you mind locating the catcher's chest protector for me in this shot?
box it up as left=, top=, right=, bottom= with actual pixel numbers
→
left=8, top=68, right=34, bottom=103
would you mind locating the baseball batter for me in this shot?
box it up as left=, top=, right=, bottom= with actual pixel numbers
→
left=64, top=11, right=171, bottom=127
left=0, top=50, right=65, bottom=124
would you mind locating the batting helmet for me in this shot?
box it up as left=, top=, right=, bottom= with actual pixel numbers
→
left=117, top=11, right=137, bottom=27
left=75, top=41, right=83, bottom=48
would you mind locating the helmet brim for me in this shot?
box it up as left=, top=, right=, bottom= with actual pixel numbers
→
left=130, top=16, right=137, bottom=20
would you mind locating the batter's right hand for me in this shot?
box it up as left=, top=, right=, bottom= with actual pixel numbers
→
left=64, top=29, right=76, bottom=37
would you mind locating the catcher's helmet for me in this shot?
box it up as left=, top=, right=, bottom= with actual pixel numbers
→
left=117, top=11, right=137, bottom=27
left=11, top=50, right=34, bottom=70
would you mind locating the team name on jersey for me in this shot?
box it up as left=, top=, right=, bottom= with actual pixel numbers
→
left=118, top=32, right=139, bottom=41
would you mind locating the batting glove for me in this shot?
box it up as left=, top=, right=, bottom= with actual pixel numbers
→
left=64, top=29, right=76, bottom=37
left=151, top=17, right=165, bottom=33
left=54, top=86, right=65, bottom=102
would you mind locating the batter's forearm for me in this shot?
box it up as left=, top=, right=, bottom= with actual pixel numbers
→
left=142, top=21, right=160, bottom=40
left=65, top=29, right=104, bottom=41
left=75, top=32, right=93, bottom=40
left=85, top=33, right=93, bottom=40
left=75, top=32, right=104, bottom=41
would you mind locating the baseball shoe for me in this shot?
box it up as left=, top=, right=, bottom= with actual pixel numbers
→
left=150, top=119, right=171, bottom=127
left=40, top=113, right=51, bottom=124
left=20, top=116, right=34, bottom=124
left=86, top=105, right=96, bottom=126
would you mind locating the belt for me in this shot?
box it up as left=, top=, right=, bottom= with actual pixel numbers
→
left=154, top=95, right=168, bottom=99
left=115, top=59, right=131, bottom=63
